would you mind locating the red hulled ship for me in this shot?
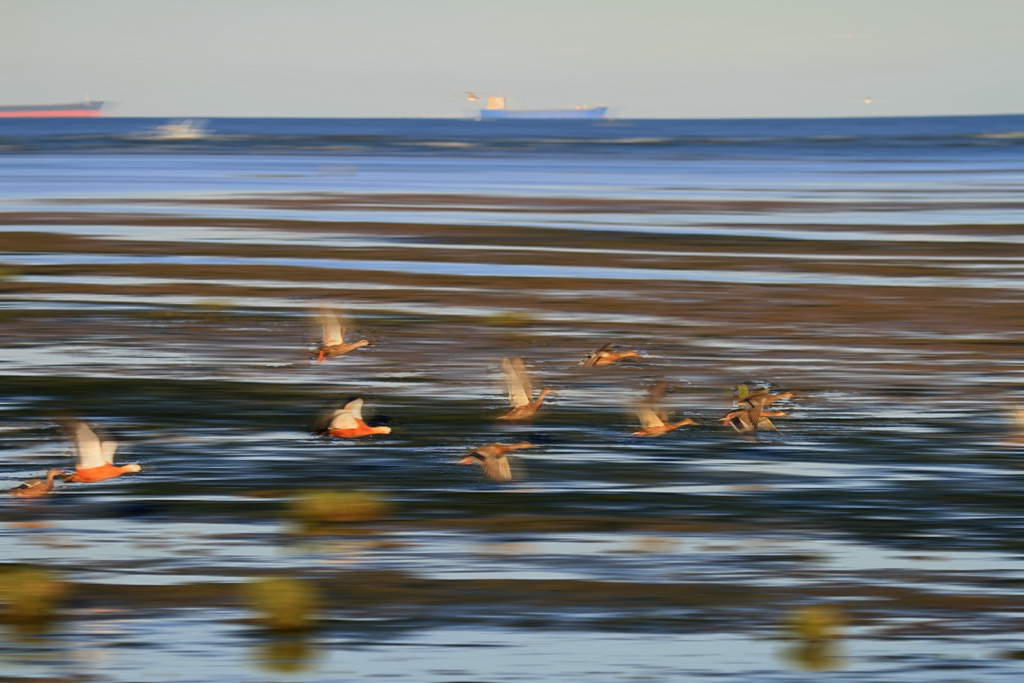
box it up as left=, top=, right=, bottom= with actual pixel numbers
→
left=0, top=100, right=104, bottom=118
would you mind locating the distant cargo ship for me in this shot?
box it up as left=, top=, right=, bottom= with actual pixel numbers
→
left=0, top=100, right=104, bottom=118
left=479, top=96, right=607, bottom=120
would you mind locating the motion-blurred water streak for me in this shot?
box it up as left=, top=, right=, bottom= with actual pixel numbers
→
left=2, top=116, right=1024, bottom=681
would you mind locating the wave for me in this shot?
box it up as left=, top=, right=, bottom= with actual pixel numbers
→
left=970, top=131, right=1024, bottom=140
left=2, top=114, right=1024, bottom=156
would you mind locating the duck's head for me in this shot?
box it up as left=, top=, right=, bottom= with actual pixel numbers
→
left=46, top=469, right=68, bottom=479
left=123, top=464, right=143, bottom=473
left=354, top=339, right=370, bottom=349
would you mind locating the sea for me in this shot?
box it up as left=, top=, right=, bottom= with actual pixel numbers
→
left=1, top=115, right=1024, bottom=681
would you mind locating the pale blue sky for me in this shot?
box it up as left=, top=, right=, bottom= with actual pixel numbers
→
left=2, top=0, right=1022, bottom=118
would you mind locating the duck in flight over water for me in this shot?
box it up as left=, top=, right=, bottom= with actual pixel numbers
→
left=9, top=469, right=67, bottom=498
left=736, top=386, right=794, bottom=411
left=323, top=398, right=392, bottom=439
left=720, top=385, right=795, bottom=439
left=633, top=382, right=697, bottom=437
left=313, top=307, right=369, bottom=362
left=63, top=421, right=142, bottom=483
left=498, top=356, right=552, bottom=420
left=720, top=405, right=787, bottom=440
left=580, top=342, right=642, bottom=368
left=459, top=442, right=535, bottom=482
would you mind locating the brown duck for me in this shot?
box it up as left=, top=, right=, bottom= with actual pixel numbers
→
left=9, top=469, right=67, bottom=499
left=580, top=342, right=642, bottom=368
left=737, top=386, right=795, bottom=410
left=633, top=382, right=697, bottom=437
left=720, top=405, right=787, bottom=440
left=498, top=357, right=552, bottom=420
left=458, top=442, right=535, bottom=482
left=313, top=307, right=369, bottom=362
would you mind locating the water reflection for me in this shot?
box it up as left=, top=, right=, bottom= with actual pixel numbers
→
left=251, top=634, right=318, bottom=675
left=245, top=577, right=319, bottom=631
left=780, top=605, right=847, bottom=671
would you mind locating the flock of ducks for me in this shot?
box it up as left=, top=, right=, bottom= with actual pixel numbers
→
left=308, top=309, right=797, bottom=483
left=461, top=355, right=793, bottom=481
left=7, top=307, right=797, bottom=494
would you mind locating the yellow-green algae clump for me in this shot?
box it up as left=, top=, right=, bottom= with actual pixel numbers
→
left=289, top=491, right=390, bottom=527
left=244, top=576, right=319, bottom=631
left=0, top=566, right=67, bottom=626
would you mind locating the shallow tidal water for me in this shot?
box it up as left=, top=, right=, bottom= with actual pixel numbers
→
left=1, top=116, right=1024, bottom=681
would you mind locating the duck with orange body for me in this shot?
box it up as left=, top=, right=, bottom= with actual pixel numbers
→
left=9, top=469, right=67, bottom=498
left=458, top=442, right=535, bottom=482
left=498, top=356, right=552, bottom=420
left=312, top=307, right=369, bottom=363
left=580, top=342, right=642, bottom=368
left=323, top=399, right=392, bottom=439
left=63, top=421, right=142, bottom=483
left=632, top=382, right=697, bottom=437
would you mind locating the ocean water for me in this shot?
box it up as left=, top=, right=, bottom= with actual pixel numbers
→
left=1, top=115, right=1024, bottom=681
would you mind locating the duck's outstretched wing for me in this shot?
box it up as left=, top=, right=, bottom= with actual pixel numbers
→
left=747, top=403, right=765, bottom=429
left=648, top=381, right=670, bottom=401
left=329, top=399, right=364, bottom=430
left=512, top=358, right=533, bottom=401
left=466, top=444, right=500, bottom=458
left=328, top=410, right=357, bottom=431
left=739, top=389, right=793, bottom=409
left=101, top=438, right=118, bottom=465
left=581, top=342, right=614, bottom=368
left=737, top=388, right=761, bottom=408
left=636, top=406, right=664, bottom=429
left=481, top=454, right=513, bottom=482
left=318, top=307, right=344, bottom=346
left=638, top=381, right=673, bottom=427
left=73, top=422, right=107, bottom=470
left=345, top=398, right=365, bottom=420
left=502, top=357, right=531, bottom=408
left=723, top=407, right=759, bottom=436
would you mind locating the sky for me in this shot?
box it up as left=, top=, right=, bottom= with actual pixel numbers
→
left=2, top=0, right=1023, bottom=118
